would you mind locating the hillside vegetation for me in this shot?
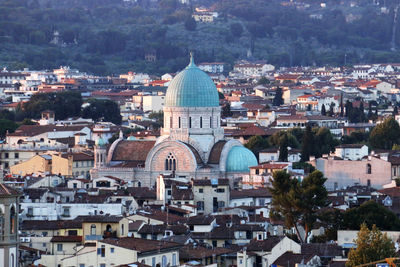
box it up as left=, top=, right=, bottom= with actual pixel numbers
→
left=1, top=0, right=400, bottom=75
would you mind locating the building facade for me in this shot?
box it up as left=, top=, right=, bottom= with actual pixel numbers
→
left=90, top=55, right=258, bottom=188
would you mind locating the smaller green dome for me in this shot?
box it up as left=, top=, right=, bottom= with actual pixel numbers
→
left=127, top=136, right=136, bottom=141
left=226, top=146, right=258, bottom=172
left=96, top=137, right=106, bottom=147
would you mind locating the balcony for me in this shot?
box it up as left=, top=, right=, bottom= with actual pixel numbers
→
left=85, top=235, right=103, bottom=241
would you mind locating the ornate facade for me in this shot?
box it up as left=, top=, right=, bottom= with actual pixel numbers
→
left=91, top=55, right=258, bottom=187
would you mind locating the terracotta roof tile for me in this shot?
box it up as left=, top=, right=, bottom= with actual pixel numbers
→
left=100, top=237, right=181, bottom=253
left=111, top=140, right=155, bottom=165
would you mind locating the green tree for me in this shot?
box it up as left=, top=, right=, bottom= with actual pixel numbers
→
left=245, top=135, right=269, bottom=158
left=230, top=22, right=243, bottom=38
left=257, top=76, right=270, bottom=85
left=321, top=104, right=326, bottom=116
left=269, top=170, right=328, bottom=243
left=81, top=99, right=122, bottom=125
left=343, top=200, right=400, bottom=231
left=314, top=127, right=338, bottom=157
left=369, top=117, right=400, bottom=149
left=301, top=125, right=314, bottom=162
left=278, top=134, right=288, bottom=162
left=22, top=91, right=82, bottom=120
left=328, top=103, right=335, bottom=117
left=0, top=119, right=19, bottom=138
left=148, top=111, right=164, bottom=127
left=273, top=87, right=283, bottom=106
left=184, top=17, right=196, bottom=31
left=221, top=103, right=233, bottom=118
left=346, top=224, right=396, bottom=267
left=269, top=131, right=299, bottom=149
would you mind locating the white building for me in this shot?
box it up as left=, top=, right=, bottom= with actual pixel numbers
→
left=334, top=144, right=369, bottom=160
left=143, top=94, right=165, bottom=112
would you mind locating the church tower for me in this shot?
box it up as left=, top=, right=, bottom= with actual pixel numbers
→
left=161, top=53, right=224, bottom=162
left=94, top=137, right=107, bottom=168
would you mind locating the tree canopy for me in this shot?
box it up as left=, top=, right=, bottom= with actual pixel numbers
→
left=369, top=117, right=400, bottom=149
left=82, top=99, right=122, bottom=125
left=342, top=200, right=400, bottom=231
left=245, top=135, right=269, bottom=157
left=269, top=170, right=328, bottom=243
left=346, top=224, right=396, bottom=267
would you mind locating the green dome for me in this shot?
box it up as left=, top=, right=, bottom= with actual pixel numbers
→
left=165, top=55, right=219, bottom=107
left=96, top=137, right=106, bottom=147
left=226, top=146, right=258, bottom=172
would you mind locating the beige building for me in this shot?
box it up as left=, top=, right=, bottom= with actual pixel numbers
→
left=10, top=154, right=51, bottom=176
left=193, top=179, right=230, bottom=214
left=10, top=152, right=93, bottom=177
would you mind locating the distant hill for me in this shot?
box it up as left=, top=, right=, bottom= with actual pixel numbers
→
left=1, top=0, right=400, bottom=75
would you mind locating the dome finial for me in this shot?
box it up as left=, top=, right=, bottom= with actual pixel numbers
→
left=189, top=51, right=195, bottom=67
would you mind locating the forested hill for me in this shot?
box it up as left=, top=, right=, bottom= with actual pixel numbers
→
left=1, top=0, right=400, bottom=75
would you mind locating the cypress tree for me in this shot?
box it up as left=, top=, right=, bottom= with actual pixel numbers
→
left=301, top=125, right=314, bottom=162
left=278, top=134, right=288, bottom=162
left=321, top=104, right=326, bottom=116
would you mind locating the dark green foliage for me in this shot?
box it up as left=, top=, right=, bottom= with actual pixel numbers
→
left=184, top=17, right=196, bottom=31
left=345, top=100, right=367, bottom=123
left=148, top=111, right=164, bottom=127
left=82, top=99, right=122, bottom=125
left=230, top=22, right=243, bottom=37
left=269, top=130, right=299, bottom=149
left=2, top=0, right=400, bottom=75
left=292, top=162, right=315, bottom=174
left=257, top=77, right=270, bottom=85
left=369, top=117, right=400, bottom=149
left=343, top=200, right=400, bottom=231
left=221, top=103, right=233, bottom=118
left=313, top=127, right=339, bottom=158
left=341, top=131, right=369, bottom=144
left=278, top=134, right=288, bottom=162
left=321, top=104, right=326, bottom=116
left=273, top=87, right=283, bottom=106
left=22, top=91, right=82, bottom=120
left=301, top=125, right=314, bottom=162
left=245, top=135, right=269, bottom=157
left=269, top=170, right=328, bottom=243
left=0, top=119, right=18, bottom=138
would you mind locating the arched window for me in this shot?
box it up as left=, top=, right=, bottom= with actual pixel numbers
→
left=189, top=117, right=192, bottom=128
left=367, top=163, right=372, bottom=174
left=200, top=117, right=203, bottom=128
left=10, top=206, right=15, bottom=234
left=11, top=253, right=14, bottom=267
left=178, top=117, right=181, bottom=128
left=165, top=153, right=176, bottom=171
left=90, top=224, right=96, bottom=235
left=162, top=255, right=167, bottom=267
left=210, top=117, right=212, bottom=128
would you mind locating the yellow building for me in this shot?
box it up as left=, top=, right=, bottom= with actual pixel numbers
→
left=10, top=154, right=51, bottom=176
left=10, top=152, right=93, bottom=177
